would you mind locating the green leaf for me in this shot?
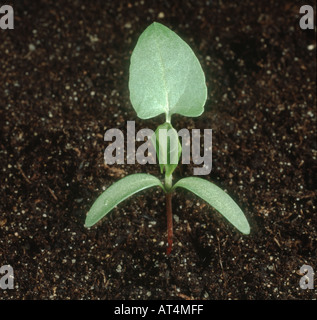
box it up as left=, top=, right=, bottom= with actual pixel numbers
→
left=85, top=174, right=165, bottom=227
left=129, top=22, right=207, bottom=120
left=152, top=122, right=182, bottom=176
left=173, top=177, right=250, bottom=234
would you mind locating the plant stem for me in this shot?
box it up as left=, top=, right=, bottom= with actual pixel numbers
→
left=164, top=173, right=173, bottom=255
left=166, top=112, right=171, bottom=124
left=166, top=191, right=173, bottom=255
left=165, top=174, right=172, bottom=192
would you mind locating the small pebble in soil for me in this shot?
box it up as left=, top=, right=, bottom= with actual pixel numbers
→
left=28, top=44, right=36, bottom=51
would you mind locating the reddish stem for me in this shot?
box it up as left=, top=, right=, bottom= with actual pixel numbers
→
left=166, top=192, right=173, bottom=255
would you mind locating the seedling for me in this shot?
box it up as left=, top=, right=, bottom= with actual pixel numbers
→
left=84, top=22, right=250, bottom=255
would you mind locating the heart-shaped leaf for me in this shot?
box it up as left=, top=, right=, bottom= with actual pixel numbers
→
left=129, top=22, right=207, bottom=120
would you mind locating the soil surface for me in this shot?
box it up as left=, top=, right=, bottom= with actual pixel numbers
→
left=0, top=0, right=316, bottom=300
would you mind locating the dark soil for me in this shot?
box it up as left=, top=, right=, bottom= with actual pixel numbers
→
left=0, top=0, right=316, bottom=300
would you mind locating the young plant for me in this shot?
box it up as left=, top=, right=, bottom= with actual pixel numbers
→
left=84, top=22, right=250, bottom=255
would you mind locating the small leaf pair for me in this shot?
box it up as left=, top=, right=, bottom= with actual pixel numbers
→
left=85, top=173, right=250, bottom=236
